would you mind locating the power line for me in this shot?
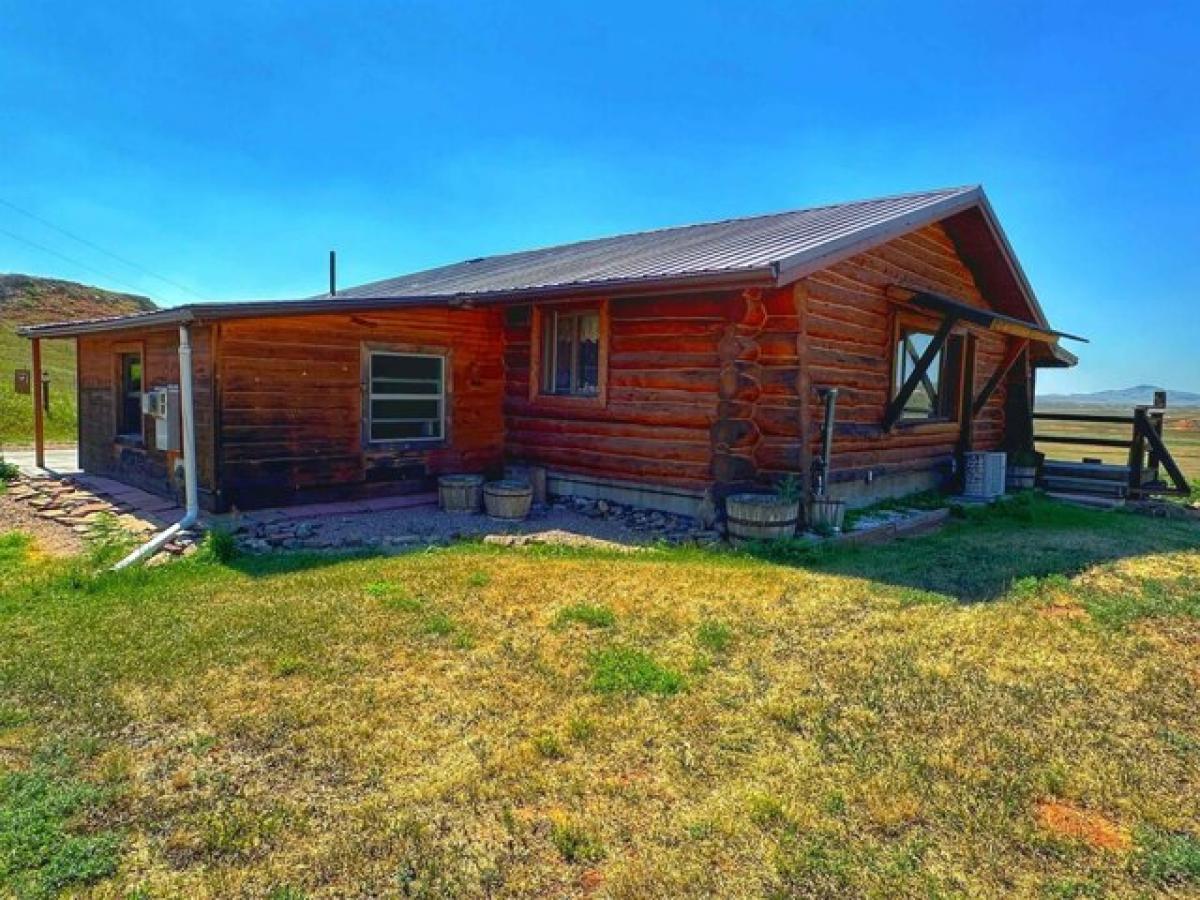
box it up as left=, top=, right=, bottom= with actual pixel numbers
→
left=0, top=225, right=151, bottom=296
left=0, top=197, right=206, bottom=300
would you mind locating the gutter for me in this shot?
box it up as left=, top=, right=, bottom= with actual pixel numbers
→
left=112, top=323, right=200, bottom=570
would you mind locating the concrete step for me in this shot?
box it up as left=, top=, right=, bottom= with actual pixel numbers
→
left=1039, top=475, right=1128, bottom=497
left=1044, top=491, right=1125, bottom=510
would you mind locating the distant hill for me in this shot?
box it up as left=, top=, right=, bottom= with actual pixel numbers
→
left=0, top=273, right=156, bottom=326
left=2, top=275, right=158, bottom=448
left=1038, top=385, right=1200, bottom=407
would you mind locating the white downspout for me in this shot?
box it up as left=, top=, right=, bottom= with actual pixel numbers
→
left=112, top=323, right=200, bottom=570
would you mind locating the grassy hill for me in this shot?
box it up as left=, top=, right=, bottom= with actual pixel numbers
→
left=0, top=274, right=155, bottom=449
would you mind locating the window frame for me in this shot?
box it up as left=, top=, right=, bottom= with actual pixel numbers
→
left=362, top=345, right=449, bottom=447
left=113, top=343, right=145, bottom=443
left=889, top=316, right=966, bottom=426
left=529, top=300, right=609, bottom=408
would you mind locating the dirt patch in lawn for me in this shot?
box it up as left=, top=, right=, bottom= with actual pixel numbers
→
left=1037, top=800, right=1131, bottom=851
left=0, top=489, right=84, bottom=555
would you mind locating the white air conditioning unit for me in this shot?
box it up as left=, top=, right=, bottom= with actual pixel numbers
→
left=963, top=451, right=1007, bottom=500
left=141, top=389, right=167, bottom=418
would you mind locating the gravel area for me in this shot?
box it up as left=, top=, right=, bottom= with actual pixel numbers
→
left=229, top=495, right=724, bottom=553
left=0, top=487, right=86, bottom=555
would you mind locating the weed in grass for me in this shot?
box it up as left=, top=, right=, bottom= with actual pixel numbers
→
left=272, top=654, right=305, bottom=677
left=567, top=717, right=595, bottom=744
left=746, top=792, right=788, bottom=829
left=589, top=646, right=683, bottom=696
left=199, top=800, right=284, bottom=860
left=466, top=570, right=490, bottom=587
left=199, top=528, right=238, bottom=563
left=1134, top=826, right=1200, bottom=887
left=1043, top=876, right=1104, bottom=899
left=268, top=886, right=308, bottom=900
left=0, top=766, right=120, bottom=897
left=554, top=602, right=616, bottom=629
left=550, top=820, right=604, bottom=864
left=774, top=832, right=854, bottom=895
left=822, top=792, right=847, bottom=816
left=364, top=581, right=393, bottom=597
left=696, top=620, right=732, bottom=653
left=0, top=703, right=28, bottom=729
left=368, top=581, right=424, bottom=612
left=84, top=512, right=136, bottom=567
left=532, top=731, right=564, bottom=759
left=418, top=611, right=457, bottom=638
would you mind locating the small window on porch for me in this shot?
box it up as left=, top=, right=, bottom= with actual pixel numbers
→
left=367, top=351, right=445, bottom=442
left=892, top=328, right=964, bottom=421
left=541, top=309, right=600, bottom=397
left=118, top=352, right=143, bottom=438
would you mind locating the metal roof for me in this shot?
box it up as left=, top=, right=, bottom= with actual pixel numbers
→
left=20, top=185, right=1057, bottom=339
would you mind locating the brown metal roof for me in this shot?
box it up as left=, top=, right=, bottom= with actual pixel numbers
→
left=20, top=185, right=1061, bottom=340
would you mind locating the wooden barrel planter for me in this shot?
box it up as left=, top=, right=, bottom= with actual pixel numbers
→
left=807, top=496, right=846, bottom=533
left=438, top=474, right=484, bottom=513
left=483, top=479, right=533, bottom=521
left=725, top=494, right=800, bottom=545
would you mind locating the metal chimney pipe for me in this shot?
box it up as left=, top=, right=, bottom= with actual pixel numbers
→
left=329, top=250, right=337, bottom=296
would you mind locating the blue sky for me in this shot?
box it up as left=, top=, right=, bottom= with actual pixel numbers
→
left=1, top=1, right=1196, bottom=393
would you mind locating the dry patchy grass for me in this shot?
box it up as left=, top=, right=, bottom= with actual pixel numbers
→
left=0, top=499, right=1198, bottom=897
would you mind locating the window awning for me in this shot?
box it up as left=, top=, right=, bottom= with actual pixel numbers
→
left=885, top=286, right=1086, bottom=345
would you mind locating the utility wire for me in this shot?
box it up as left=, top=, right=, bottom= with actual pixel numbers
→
left=0, top=225, right=151, bottom=296
left=0, top=197, right=206, bottom=300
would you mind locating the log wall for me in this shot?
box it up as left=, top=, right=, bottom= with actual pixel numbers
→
left=502, top=221, right=1022, bottom=502
left=215, top=307, right=504, bottom=508
left=503, top=292, right=737, bottom=493
left=799, top=221, right=1014, bottom=486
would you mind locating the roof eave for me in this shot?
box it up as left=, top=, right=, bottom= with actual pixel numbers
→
left=17, top=266, right=778, bottom=338
left=770, top=186, right=984, bottom=288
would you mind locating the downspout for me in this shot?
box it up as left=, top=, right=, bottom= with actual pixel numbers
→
left=112, top=323, right=200, bottom=570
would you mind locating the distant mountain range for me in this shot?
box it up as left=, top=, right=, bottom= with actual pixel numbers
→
left=1038, top=385, right=1200, bottom=407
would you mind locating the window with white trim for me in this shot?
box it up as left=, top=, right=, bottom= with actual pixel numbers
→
left=367, top=351, right=444, bottom=442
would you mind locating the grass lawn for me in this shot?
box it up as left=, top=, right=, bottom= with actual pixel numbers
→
left=1, top=497, right=1199, bottom=897
left=0, top=324, right=76, bottom=449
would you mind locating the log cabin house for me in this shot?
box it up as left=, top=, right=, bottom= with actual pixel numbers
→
left=19, top=186, right=1081, bottom=517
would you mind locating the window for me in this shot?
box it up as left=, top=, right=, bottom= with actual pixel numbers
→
left=118, top=352, right=142, bottom=437
left=892, top=328, right=964, bottom=421
left=367, top=352, right=445, bottom=442
left=540, top=309, right=600, bottom=396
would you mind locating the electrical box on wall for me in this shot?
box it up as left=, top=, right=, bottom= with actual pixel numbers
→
left=152, top=385, right=182, bottom=452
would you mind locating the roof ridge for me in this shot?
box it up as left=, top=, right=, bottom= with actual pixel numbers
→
left=337, top=185, right=980, bottom=297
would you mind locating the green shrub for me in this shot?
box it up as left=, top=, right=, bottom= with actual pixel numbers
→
left=0, top=455, right=18, bottom=484
left=554, top=603, right=616, bottom=629
left=589, top=647, right=683, bottom=696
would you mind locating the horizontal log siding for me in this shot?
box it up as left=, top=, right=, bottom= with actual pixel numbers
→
left=503, top=291, right=743, bottom=490
left=215, top=308, right=504, bottom=506
left=77, top=327, right=217, bottom=496
left=800, top=221, right=1012, bottom=481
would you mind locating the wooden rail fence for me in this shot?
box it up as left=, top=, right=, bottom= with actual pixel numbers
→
left=1033, top=402, right=1190, bottom=496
